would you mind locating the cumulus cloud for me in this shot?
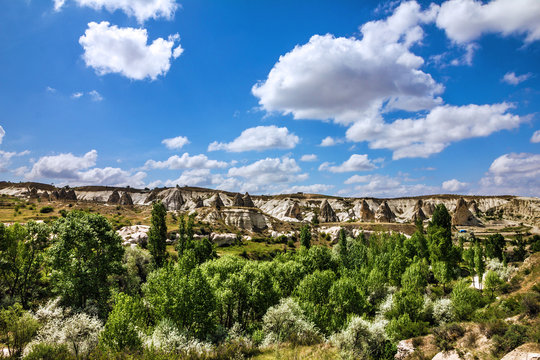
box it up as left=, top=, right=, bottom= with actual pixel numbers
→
left=531, top=130, right=540, bottom=143
left=0, top=126, right=5, bottom=144
left=164, top=169, right=220, bottom=187
left=346, top=103, right=523, bottom=159
left=300, top=154, right=318, bottom=162
left=344, top=173, right=438, bottom=197
left=319, top=154, right=377, bottom=173
left=71, top=92, right=83, bottom=99
left=0, top=150, right=30, bottom=172
left=54, top=0, right=178, bottom=23
left=79, top=21, right=183, bottom=81
left=502, top=72, right=532, bottom=85
left=144, top=152, right=228, bottom=170
left=283, top=184, right=334, bottom=194
left=227, top=157, right=308, bottom=189
left=320, top=136, right=343, bottom=147
left=162, top=135, right=190, bottom=150
left=252, top=1, right=442, bottom=126
left=480, top=153, right=540, bottom=196
left=89, top=90, right=103, bottom=101
left=208, top=125, right=299, bottom=152
left=436, top=0, right=540, bottom=44
left=26, top=149, right=146, bottom=187
left=442, top=178, right=468, bottom=192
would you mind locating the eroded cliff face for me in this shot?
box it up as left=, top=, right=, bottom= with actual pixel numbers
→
left=1, top=182, right=538, bottom=231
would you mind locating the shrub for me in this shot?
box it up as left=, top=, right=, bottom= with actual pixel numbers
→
left=331, top=316, right=395, bottom=360
left=432, top=323, right=465, bottom=352
left=39, top=206, right=54, bottom=213
left=23, top=343, right=72, bottom=360
left=0, top=304, right=40, bottom=358
left=432, top=298, right=455, bottom=325
left=262, top=298, right=321, bottom=346
left=521, top=292, right=540, bottom=317
left=491, top=324, right=528, bottom=357
left=387, top=313, right=429, bottom=341
left=451, top=279, right=484, bottom=320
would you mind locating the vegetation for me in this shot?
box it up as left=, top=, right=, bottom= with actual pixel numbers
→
left=0, top=202, right=538, bottom=359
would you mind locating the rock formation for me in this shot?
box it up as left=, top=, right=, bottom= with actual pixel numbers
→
left=39, top=191, right=50, bottom=201
left=242, top=192, right=255, bottom=208
left=146, top=188, right=161, bottom=203
left=232, top=193, right=244, bottom=207
left=205, top=208, right=268, bottom=232
left=357, top=199, right=374, bottom=221
left=27, top=187, right=39, bottom=199
left=209, top=193, right=224, bottom=209
left=422, top=201, right=435, bottom=216
left=411, top=199, right=427, bottom=222
left=120, top=192, right=134, bottom=206
left=58, top=187, right=77, bottom=201
left=162, top=189, right=183, bottom=210
left=108, top=190, right=121, bottom=204
left=194, top=197, right=204, bottom=208
left=375, top=201, right=396, bottom=222
left=468, top=200, right=480, bottom=215
left=453, top=198, right=481, bottom=226
left=284, top=201, right=302, bottom=220
left=319, top=199, right=338, bottom=223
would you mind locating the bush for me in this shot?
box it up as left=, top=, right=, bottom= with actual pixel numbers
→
left=521, top=292, right=540, bottom=317
left=451, top=279, right=484, bottom=320
left=331, top=316, right=395, bottom=360
left=0, top=304, right=40, bottom=358
left=432, top=298, right=455, bottom=325
left=262, top=298, right=321, bottom=346
left=23, top=343, right=72, bottom=360
left=432, top=323, right=465, bottom=352
left=387, top=313, right=429, bottom=341
left=39, top=206, right=54, bottom=213
left=491, top=324, right=528, bottom=357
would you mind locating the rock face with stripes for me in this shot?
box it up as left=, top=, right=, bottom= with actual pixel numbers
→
left=284, top=201, right=302, bottom=220
left=209, top=193, right=225, bottom=210
left=453, top=197, right=481, bottom=226
left=411, top=199, right=427, bottom=222
left=375, top=201, right=396, bottom=222
left=233, top=193, right=244, bottom=207
left=108, top=190, right=121, bottom=204
left=162, top=189, right=183, bottom=210
left=320, top=199, right=338, bottom=223
left=120, top=192, right=134, bottom=206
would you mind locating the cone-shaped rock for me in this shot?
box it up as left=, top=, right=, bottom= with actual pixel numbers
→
left=453, top=198, right=481, bottom=226
left=58, top=187, right=77, bottom=201
left=233, top=193, right=244, bottom=207
left=285, top=201, right=302, bottom=220
left=422, top=201, right=435, bottom=216
left=210, top=193, right=225, bottom=209
left=412, top=199, right=427, bottom=222
left=40, top=191, right=50, bottom=201
left=146, top=188, right=161, bottom=203
left=242, top=192, right=255, bottom=208
left=108, top=190, right=121, bottom=204
left=320, top=199, right=338, bottom=223
left=28, top=187, right=39, bottom=199
left=120, top=192, right=134, bottom=206
left=357, top=199, right=374, bottom=221
left=468, top=200, right=480, bottom=215
left=375, top=201, right=396, bottom=222
left=164, top=189, right=183, bottom=210
left=51, top=191, right=60, bottom=200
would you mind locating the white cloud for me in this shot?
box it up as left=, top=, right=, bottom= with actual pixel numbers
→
left=502, top=72, right=532, bottom=85
left=346, top=103, right=523, bottom=159
left=76, top=167, right=147, bottom=187
left=208, top=125, right=299, bottom=152
left=480, top=153, right=540, bottom=196
left=27, top=150, right=97, bottom=179
left=283, top=184, right=334, bottom=194
left=89, top=90, right=103, bottom=101
left=13, top=166, right=29, bottom=177
left=54, top=0, right=178, bottom=23
left=79, top=21, right=183, bottom=81
left=71, top=92, right=83, bottom=99
left=531, top=130, right=540, bottom=143
left=343, top=173, right=437, bottom=197
left=46, top=86, right=57, bottom=93
left=227, top=156, right=308, bottom=188
left=163, top=169, right=219, bottom=187
left=0, top=126, right=5, bottom=144
left=144, top=152, right=228, bottom=170
left=0, top=150, right=30, bottom=172
left=319, top=154, right=377, bottom=173
left=320, top=136, right=344, bottom=147
left=300, top=154, right=318, bottom=162
left=436, top=0, right=540, bottom=44
left=252, top=2, right=442, bottom=126
left=162, top=136, right=190, bottom=150
left=442, top=178, right=468, bottom=192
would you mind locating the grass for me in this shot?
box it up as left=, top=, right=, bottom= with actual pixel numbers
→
left=252, top=344, right=339, bottom=360
left=217, top=240, right=288, bottom=259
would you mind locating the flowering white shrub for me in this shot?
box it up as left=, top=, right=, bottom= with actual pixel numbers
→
left=24, top=301, right=102, bottom=358
left=330, top=316, right=388, bottom=360
left=432, top=298, right=455, bottom=324
left=262, top=297, right=321, bottom=346
left=486, top=258, right=516, bottom=281
left=142, top=318, right=213, bottom=356
left=377, top=290, right=395, bottom=317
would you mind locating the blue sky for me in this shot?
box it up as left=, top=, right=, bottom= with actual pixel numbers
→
left=0, top=0, right=539, bottom=197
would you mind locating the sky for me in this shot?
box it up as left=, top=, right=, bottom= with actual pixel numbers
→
left=0, top=0, right=539, bottom=197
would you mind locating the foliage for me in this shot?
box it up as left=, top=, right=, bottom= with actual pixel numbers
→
left=262, top=298, right=321, bottom=346
left=49, top=211, right=124, bottom=316
left=299, top=224, right=311, bottom=249
left=23, top=343, right=72, bottom=360
left=491, top=324, right=528, bottom=357
left=429, top=204, right=452, bottom=240
left=485, top=233, right=506, bottom=261
left=39, top=206, right=54, bottom=214
left=148, top=201, right=168, bottom=268
left=484, top=270, right=503, bottom=297
left=0, top=303, right=40, bottom=358
left=387, top=313, right=429, bottom=341
left=119, top=246, right=152, bottom=296
left=295, top=269, right=336, bottom=334
left=451, top=279, right=484, bottom=321
left=432, top=298, right=455, bottom=325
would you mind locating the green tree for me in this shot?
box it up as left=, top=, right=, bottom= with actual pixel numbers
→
left=484, top=270, right=503, bottom=298
left=485, top=233, right=505, bottom=261
left=429, top=204, right=452, bottom=240
left=474, top=244, right=485, bottom=289
left=401, top=261, right=428, bottom=293
left=328, top=277, right=368, bottom=332
left=295, top=270, right=336, bottom=333
left=338, top=228, right=349, bottom=268
left=432, top=261, right=451, bottom=292
left=49, top=211, right=124, bottom=315
left=451, top=279, right=483, bottom=321
left=176, top=213, right=186, bottom=255
left=0, top=303, right=39, bottom=358
left=0, top=221, right=50, bottom=308
left=148, top=201, right=168, bottom=268
left=101, top=293, right=147, bottom=351
left=512, top=233, right=527, bottom=261
left=311, top=212, right=319, bottom=226
left=300, top=224, right=311, bottom=249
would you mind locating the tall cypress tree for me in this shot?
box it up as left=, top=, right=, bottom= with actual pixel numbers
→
left=148, top=201, right=167, bottom=268
left=300, top=224, right=311, bottom=249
